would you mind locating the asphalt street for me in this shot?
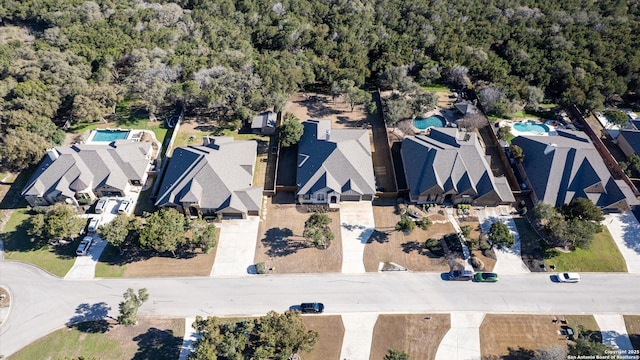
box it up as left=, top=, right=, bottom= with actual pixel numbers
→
left=1, top=261, right=639, bottom=357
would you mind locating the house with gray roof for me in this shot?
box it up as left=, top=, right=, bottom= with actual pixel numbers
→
left=155, top=137, right=261, bottom=218
left=22, top=140, right=152, bottom=207
left=512, top=130, right=639, bottom=212
left=251, top=111, right=277, bottom=135
left=296, top=120, right=375, bottom=204
left=617, top=129, right=640, bottom=158
left=401, top=128, right=514, bottom=205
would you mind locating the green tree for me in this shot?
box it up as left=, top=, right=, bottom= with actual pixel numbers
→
left=0, top=130, right=48, bottom=171
left=384, top=349, right=410, bottom=360
left=510, top=144, right=525, bottom=163
left=344, top=87, right=370, bottom=112
left=303, top=213, right=334, bottom=248
left=460, top=225, right=472, bottom=239
left=628, top=153, right=640, bottom=171
left=190, top=218, right=218, bottom=253
left=568, top=333, right=614, bottom=357
left=532, top=202, right=559, bottom=223
left=279, top=113, right=303, bottom=147
left=98, top=213, right=132, bottom=249
left=117, top=288, right=149, bottom=326
left=561, top=198, right=604, bottom=222
left=488, top=221, right=515, bottom=249
left=253, top=311, right=319, bottom=358
left=604, top=109, right=628, bottom=127
left=27, top=204, right=85, bottom=244
left=139, top=208, right=186, bottom=255
left=497, top=126, right=513, bottom=141
left=395, top=216, right=416, bottom=233
left=416, top=217, right=432, bottom=231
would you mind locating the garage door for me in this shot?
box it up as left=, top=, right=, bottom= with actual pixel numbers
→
left=340, top=195, right=361, bottom=202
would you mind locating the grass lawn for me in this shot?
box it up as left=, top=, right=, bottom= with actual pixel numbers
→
left=544, top=227, right=627, bottom=272
left=422, top=84, right=451, bottom=92
left=1, top=208, right=76, bottom=277
left=624, top=315, right=640, bottom=351
left=301, top=316, right=344, bottom=360
left=481, top=314, right=599, bottom=359
left=95, top=243, right=127, bottom=278
left=10, top=318, right=184, bottom=360
left=370, top=314, right=450, bottom=360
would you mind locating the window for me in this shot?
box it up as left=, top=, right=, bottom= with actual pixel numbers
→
left=316, top=193, right=325, bottom=201
left=303, top=194, right=312, bottom=200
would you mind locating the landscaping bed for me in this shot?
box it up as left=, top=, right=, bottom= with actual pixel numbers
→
left=370, top=314, right=450, bottom=360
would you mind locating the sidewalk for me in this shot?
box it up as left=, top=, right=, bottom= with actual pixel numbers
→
left=178, top=317, right=199, bottom=360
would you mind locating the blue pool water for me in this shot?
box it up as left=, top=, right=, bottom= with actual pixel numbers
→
left=513, top=121, right=549, bottom=133
left=413, top=115, right=446, bottom=130
left=92, top=130, right=130, bottom=142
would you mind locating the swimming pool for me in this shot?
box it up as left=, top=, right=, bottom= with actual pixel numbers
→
left=413, top=115, right=446, bottom=130
left=513, top=121, right=550, bottom=133
left=91, top=129, right=130, bottom=142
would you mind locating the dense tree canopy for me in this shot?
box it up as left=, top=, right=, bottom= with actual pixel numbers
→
left=27, top=204, right=86, bottom=245
left=1, top=0, right=639, bottom=170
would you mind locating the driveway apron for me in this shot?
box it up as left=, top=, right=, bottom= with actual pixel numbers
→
left=64, top=236, right=108, bottom=279
left=178, top=317, right=199, bottom=360
left=339, top=202, right=375, bottom=273
left=210, top=217, right=260, bottom=277
left=594, top=314, right=634, bottom=351
left=435, top=312, right=484, bottom=360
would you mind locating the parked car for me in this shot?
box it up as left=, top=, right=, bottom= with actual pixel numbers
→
left=557, top=272, right=580, bottom=283
left=118, top=198, right=132, bottom=214
left=299, top=302, right=324, bottom=314
left=474, top=272, right=499, bottom=282
left=76, top=236, right=93, bottom=256
left=87, top=217, right=101, bottom=232
left=448, top=270, right=474, bottom=281
left=94, top=197, right=108, bottom=214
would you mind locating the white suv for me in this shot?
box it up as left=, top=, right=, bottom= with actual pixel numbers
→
left=76, top=236, right=93, bottom=256
left=87, top=217, right=101, bottom=232
left=118, top=198, right=132, bottom=214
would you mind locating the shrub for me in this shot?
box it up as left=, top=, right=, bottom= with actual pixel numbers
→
left=460, top=225, right=472, bottom=239
left=395, top=216, right=416, bottom=233
left=425, top=238, right=444, bottom=256
left=416, top=217, right=432, bottom=230
left=255, top=262, right=268, bottom=274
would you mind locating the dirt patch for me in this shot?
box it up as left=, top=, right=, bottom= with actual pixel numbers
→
left=370, top=314, right=450, bottom=360
left=0, top=286, right=9, bottom=307
left=480, top=314, right=600, bottom=359
left=123, top=250, right=217, bottom=277
left=254, top=193, right=342, bottom=273
left=301, top=315, right=344, bottom=360
left=364, top=199, right=455, bottom=272
left=435, top=91, right=456, bottom=109
left=284, top=93, right=368, bottom=128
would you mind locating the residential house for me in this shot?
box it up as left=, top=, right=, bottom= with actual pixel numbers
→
left=22, top=140, right=152, bottom=207
left=251, top=111, right=277, bottom=135
left=617, top=129, right=640, bottom=158
left=454, top=102, right=480, bottom=116
left=401, top=128, right=514, bottom=205
left=296, top=120, right=375, bottom=204
left=512, top=130, right=639, bottom=212
left=155, top=137, right=261, bottom=218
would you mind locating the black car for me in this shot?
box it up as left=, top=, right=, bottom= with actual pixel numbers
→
left=448, top=270, right=474, bottom=281
left=299, top=302, right=325, bottom=314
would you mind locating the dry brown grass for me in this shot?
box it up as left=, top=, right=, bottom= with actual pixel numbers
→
left=301, top=315, right=344, bottom=360
left=370, top=314, right=450, bottom=360
left=365, top=201, right=455, bottom=272
left=254, top=195, right=342, bottom=273
left=480, top=314, right=599, bottom=359
left=625, top=315, right=640, bottom=351
left=123, top=250, right=217, bottom=277
left=284, top=93, right=368, bottom=127
left=435, top=91, right=456, bottom=109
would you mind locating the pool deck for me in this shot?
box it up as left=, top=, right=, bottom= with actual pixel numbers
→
left=86, top=128, right=147, bottom=144
left=503, top=119, right=563, bottom=137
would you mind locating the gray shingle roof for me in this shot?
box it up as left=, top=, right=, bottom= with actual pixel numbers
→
left=512, top=129, right=639, bottom=209
left=619, top=129, right=640, bottom=155
left=296, top=120, right=375, bottom=196
left=22, top=141, right=151, bottom=198
left=251, top=111, right=276, bottom=130
left=401, top=128, right=514, bottom=202
left=155, top=137, right=261, bottom=214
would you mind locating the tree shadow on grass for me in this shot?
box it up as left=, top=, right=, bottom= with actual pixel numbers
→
left=132, top=327, right=183, bottom=360
left=261, top=227, right=308, bottom=257
left=67, top=302, right=113, bottom=333
left=401, top=241, right=425, bottom=255
left=367, top=229, right=389, bottom=244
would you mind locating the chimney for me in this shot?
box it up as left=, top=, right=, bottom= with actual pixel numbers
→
left=543, top=143, right=556, bottom=155
left=325, top=129, right=331, bottom=141
left=46, top=148, right=59, bottom=161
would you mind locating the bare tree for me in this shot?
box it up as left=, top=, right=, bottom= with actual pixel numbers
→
left=457, top=113, right=487, bottom=130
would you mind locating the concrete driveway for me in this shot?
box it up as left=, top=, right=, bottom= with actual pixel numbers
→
left=339, top=313, right=378, bottom=360
left=594, top=314, right=634, bottom=351
left=64, top=236, right=108, bottom=279
left=605, top=212, right=640, bottom=273
left=339, top=202, right=375, bottom=273
left=476, top=206, right=529, bottom=274
left=210, top=217, right=260, bottom=276
left=435, top=312, right=484, bottom=360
